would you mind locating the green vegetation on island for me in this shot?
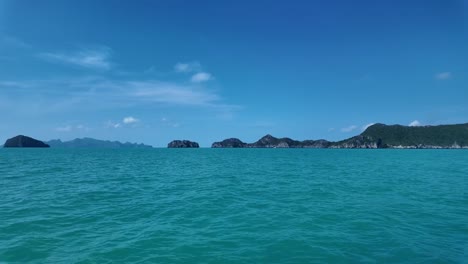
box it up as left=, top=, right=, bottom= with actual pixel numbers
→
left=333, top=123, right=468, bottom=148
left=212, top=123, right=468, bottom=149
left=3, top=123, right=468, bottom=149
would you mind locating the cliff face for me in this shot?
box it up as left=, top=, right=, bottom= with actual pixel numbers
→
left=4, top=135, right=50, bottom=148
left=167, top=140, right=199, bottom=148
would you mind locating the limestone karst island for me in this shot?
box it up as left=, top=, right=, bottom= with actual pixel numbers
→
left=4, top=123, right=468, bottom=149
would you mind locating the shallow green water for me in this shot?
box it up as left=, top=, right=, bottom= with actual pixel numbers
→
left=1, top=149, right=467, bottom=263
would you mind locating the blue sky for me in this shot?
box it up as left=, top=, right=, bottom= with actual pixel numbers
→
left=0, top=0, right=467, bottom=147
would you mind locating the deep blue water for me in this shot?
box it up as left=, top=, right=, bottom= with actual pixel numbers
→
left=1, top=149, right=467, bottom=263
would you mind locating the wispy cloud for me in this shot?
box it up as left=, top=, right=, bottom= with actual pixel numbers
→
left=39, top=46, right=112, bottom=70
left=408, top=120, right=422, bottom=126
left=175, top=62, right=214, bottom=83
left=0, top=77, right=232, bottom=110
left=56, top=125, right=72, bottom=132
left=174, top=62, right=201, bottom=73
left=0, top=35, right=31, bottom=49
left=106, top=121, right=121, bottom=128
left=435, top=72, right=452, bottom=80
left=130, top=81, right=220, bottom=106
left=123, top=116, right=139, bottom=124
left=0, top=58, right=239, bottom=122
left=191, top=72, right=212, bottom=83
left=341, top=125, right=358, bottom=133
left=55, top=124, right=90, bottom=132
left=160, top=117, right=181, bottom=128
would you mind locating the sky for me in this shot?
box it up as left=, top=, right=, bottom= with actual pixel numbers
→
left=0, top=0, right=467, bottom=147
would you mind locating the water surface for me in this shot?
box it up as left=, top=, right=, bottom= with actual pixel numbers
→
left=1, top=149, right=467, bottom=263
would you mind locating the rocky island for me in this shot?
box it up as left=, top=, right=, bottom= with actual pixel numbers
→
left=3, top=135, right=50, bottom=148
left=212, top=123, right=468, bottom=149
left=167, top=140, right=199, bottom=148
left=330, top=123, right=468, bottom=148
left=212, top=135, right=330, bottom=148
left=211, top=138, right=247, bottom=148
left=46, top=138, right=152, bottom=148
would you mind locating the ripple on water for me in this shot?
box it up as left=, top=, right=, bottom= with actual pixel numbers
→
left=0, top=148, right=467, bottom=263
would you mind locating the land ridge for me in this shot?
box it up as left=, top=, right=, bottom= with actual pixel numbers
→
left=211, top=123, right=468, bottom=149
left=3, top=123, right=468, bottom=149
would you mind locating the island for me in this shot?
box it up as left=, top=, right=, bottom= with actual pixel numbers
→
left=212, top=123, right=468, bottom=149
left=3, top=135, right=50, bottom=148
left=46, top=138, right=152, bottom=149
left=3, top=123, right=467, bottom=149
left=212, top=135, right=331, bottom=148
left=211, top=138, right=247, bottom=148
left=167, top=140, right=199, bottom=148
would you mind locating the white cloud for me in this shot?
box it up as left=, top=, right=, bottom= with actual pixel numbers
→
left=191, top=72, right=212, bottom=83
left=55, top=124, right=90, bottom=132
left=123, top=116, right=139, bottom=124
left=1, top=35, right=31, bottom=49
left=408, top=120, right=422, bottom=127
left=76, top=124, right=91, bottom=131
left=106, top=121, right=121, bottom=128
left=159, top=117, right=181, bottom=128
left=174, top=62, right=201, bottom=73
left=435, top=72, right=452, bottom=80
left=39, top=47, right=112, bottom=70
left=341, top=125, right=358, bottom=133
left=362, top=123, right=375, bottom=131
left=130, top=81, right=220, bottom=106
left=328, top=128, right=335, bottom=132
left=0, top=73, right=239, bottom=119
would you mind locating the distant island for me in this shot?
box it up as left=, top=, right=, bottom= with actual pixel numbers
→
left=3, top=123, right=468, bottom=149
left=212, top=135, right=330, bottom=148
left=46, top=138, right=153, bottom=148
left=3, top=135, right=50, bottom=148
left=167, top=140, right=199, bottom=148
left=212, top=123, right=468, bottom=149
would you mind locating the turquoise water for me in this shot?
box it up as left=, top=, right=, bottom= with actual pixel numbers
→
left=0, top=149, right=467, bottom=263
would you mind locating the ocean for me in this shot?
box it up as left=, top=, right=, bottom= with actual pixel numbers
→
left=1, top=149, right=467, bottom=263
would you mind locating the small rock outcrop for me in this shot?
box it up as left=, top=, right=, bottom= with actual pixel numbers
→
left=212, top=138, right=247, bottom=148
left=167, top=140, right=199, bottom=148
left=3, top=135, right=50, bottom=148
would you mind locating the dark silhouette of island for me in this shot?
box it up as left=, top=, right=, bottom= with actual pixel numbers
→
left=168, top=140, right=199, bottom=148
left=212, top=135, right=330, bottom=148
left=212, top=123, right=468, bottom=149
left=46, top=138, right=152, bottom=148
left=4, top=123, right=467, bottom=149
left=3, top=135, right=50, bottom=148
